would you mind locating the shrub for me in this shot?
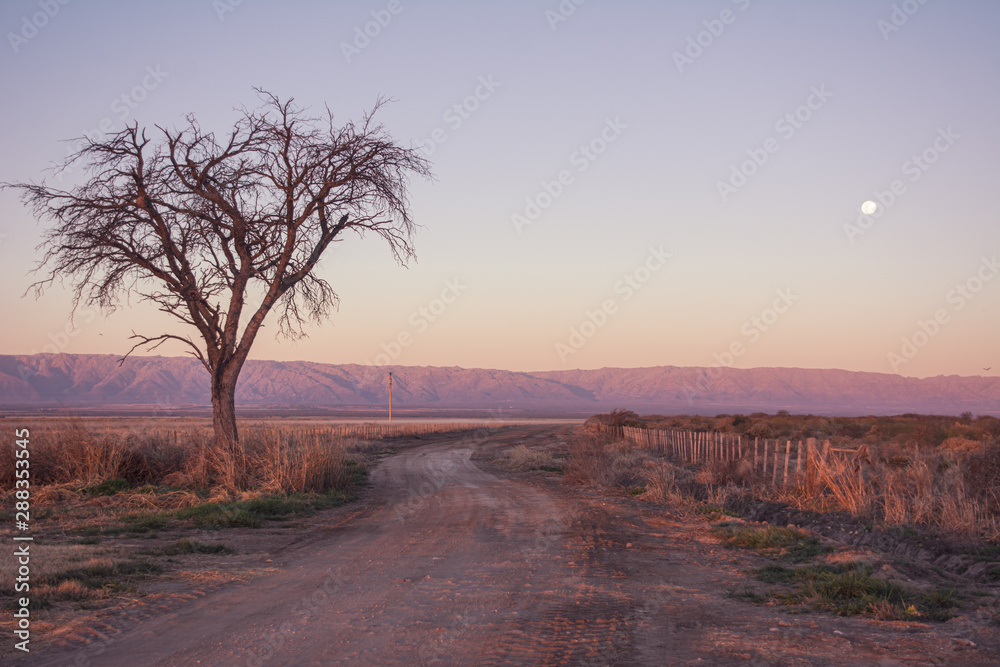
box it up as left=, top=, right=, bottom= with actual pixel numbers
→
left=499, top=445, right=562, bottom=472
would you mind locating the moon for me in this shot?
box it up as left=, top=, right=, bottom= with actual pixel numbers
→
left=861, top=200, right=878, bottom=215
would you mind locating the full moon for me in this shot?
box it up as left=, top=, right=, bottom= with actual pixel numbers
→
left=861, top=200, right=878, bottom=215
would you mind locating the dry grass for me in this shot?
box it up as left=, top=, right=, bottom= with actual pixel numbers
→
left=571, top=424, right=1000, bottom=541
left=0, top=542, right=149, bottom=608
left=637, top=459, right=696, bottom=505
left=0, top=420, right=361, bottom=502
left=686, top=444, right=1000, bottom=540
left=564, top=434, right=691, bottom=501
left=0, top=543, right=120, bottom=592
left=497, top=444, right=562, bottom=472
left=563, top=435, right=650, bottom=487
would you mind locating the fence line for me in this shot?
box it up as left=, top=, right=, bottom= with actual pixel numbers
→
left=615, top=425, right=868, bottom=490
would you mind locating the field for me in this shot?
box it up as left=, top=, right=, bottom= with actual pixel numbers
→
left=2, top=413, right=999, bottom=664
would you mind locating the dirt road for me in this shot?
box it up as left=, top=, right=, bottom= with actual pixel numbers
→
left=31, top=425, right=998, bottom=665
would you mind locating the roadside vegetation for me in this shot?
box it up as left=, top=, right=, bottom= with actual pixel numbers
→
left=0, top=418, right=386, bottom=615
left=579, top=410, right=1000, bottom=541
left=564, top=410, right=1000, bottom=623
left=496, top=444, right=565, bottom=473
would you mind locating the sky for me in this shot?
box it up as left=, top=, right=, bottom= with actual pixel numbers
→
left=0, top=0, right=998, bottom=378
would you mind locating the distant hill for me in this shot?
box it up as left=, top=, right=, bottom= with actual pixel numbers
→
left=1, top=354, right=998, bottom=417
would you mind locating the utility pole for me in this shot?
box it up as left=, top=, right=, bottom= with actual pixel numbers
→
left=388, top=371, right=393, bottom=422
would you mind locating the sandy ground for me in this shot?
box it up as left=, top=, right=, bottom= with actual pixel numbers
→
left=17, top=425, right=1000, bottom=666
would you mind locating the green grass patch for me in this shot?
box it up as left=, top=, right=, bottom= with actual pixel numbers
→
left=4, top=595, right=51, bottom=611
left=726, top=586, right=768, bottom=604
left=80, top=478, right=131, bottom=496
left=628, top=486, right=646, bottom=496
left=347, top=460, right=369, bottom=486
left=742, top=562, right=957, bottom=621
left=712, top=524, right=831, bottom=562
left=175, top=490, right=349, bottom=529
left=120, top=512, right=171, bottom=533
left=161, top=538, right=232, bottom=555
left=39, top=559, right=162, bottom=591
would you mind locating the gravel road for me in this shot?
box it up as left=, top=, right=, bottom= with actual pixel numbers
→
left=32, top=425, right=999, bottom=666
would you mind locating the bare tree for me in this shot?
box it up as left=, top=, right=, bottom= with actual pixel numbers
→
left=7, top=90, right=431, bottom=454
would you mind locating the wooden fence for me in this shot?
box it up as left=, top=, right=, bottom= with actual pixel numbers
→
left=619, top=426, right=868, bottom=491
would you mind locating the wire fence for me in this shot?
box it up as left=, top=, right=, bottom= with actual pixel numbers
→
left=616, top=425, right=870, bottom=492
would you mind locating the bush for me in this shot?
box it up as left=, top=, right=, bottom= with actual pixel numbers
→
left=499, top=445, right=562, bottom=472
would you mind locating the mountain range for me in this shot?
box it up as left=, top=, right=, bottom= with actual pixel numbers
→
left=1, top=354, right=998, bottom=417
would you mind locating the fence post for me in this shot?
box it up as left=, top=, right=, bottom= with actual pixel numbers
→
left=805, top=437, right=817, bottom=495
left=782, top=440, right=791, bottom=487
left=796, top=440, right=803, bottom=480
left=772, top=444, right=780, bottom=486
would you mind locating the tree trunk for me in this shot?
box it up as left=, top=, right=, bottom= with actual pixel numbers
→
left=211, top=371, right=239, bottom=452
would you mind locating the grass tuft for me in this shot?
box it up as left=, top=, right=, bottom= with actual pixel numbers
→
left=80, top=478, right=131, bottom=496
left=161, top=538, right=232, bottom=555
left=712, top=524, right=831, bottom=562
left=743, top=562, right=957, bottom=620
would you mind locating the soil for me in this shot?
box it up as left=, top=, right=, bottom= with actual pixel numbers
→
left=8, top=425, right=1000, bottom=666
